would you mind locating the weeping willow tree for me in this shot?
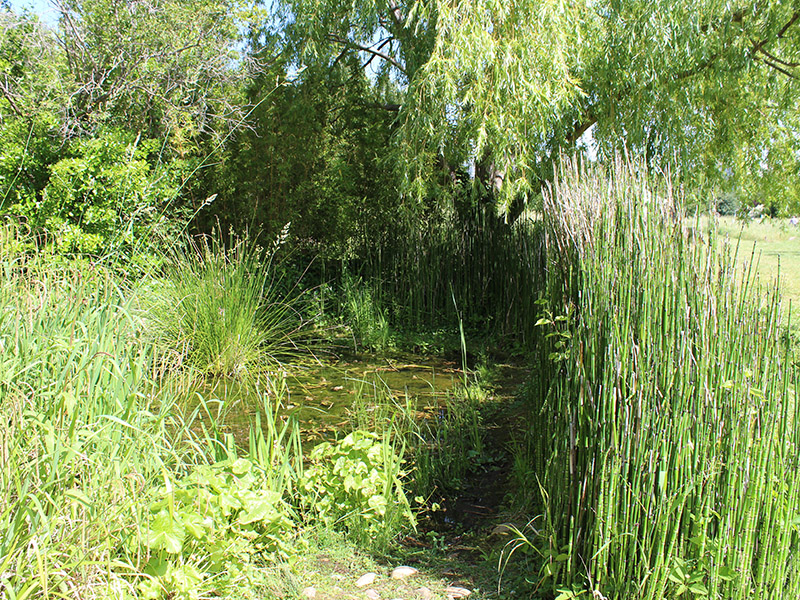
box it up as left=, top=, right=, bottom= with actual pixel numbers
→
left=273, top=0, right=800, bottom=215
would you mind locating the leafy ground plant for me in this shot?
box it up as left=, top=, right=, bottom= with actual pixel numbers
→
left=139, top=457, right=296, bottom=599
left=300, top=430, right=415, bottom=552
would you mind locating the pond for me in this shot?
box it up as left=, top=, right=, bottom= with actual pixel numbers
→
left=184, top=353, right=476, bottom=446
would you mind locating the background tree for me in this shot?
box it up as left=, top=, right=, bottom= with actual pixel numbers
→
left=201, top=57, right=403, bottom=255
left=0, top=0, right=265, bottom=254
left=274, top=0, right=800, bottom=215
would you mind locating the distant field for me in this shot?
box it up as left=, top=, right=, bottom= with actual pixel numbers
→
left=714, top=216, right=800, bottom=335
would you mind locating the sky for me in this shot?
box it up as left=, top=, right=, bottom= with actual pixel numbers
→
left=7, top=0, right=58, bottom=24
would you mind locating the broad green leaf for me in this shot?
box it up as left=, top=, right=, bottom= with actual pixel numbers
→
left=145, top=511, right=185, bottom=554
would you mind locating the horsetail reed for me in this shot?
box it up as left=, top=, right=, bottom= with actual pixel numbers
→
left=520, top=159, right=799, bottom=599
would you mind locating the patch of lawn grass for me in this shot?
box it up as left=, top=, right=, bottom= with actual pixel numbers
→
left=715, top=216, right=800, bottom=346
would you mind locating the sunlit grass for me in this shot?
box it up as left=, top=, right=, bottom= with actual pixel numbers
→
left=715, top=215, right=800, bottom=337
left=142, top=228, right=308, bottom=381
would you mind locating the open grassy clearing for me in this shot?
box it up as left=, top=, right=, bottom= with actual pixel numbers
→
left=715, top=216, right=800, bottom=337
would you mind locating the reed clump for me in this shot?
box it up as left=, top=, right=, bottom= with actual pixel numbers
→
left=144, top=226, right=306, bottom=380
left=515, top=159, right=800, bottom=599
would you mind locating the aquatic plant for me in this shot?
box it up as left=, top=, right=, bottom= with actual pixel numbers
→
left=146, top=226, right=306, bottom=379
left=511, top=159, right=800, bottom=599
left=340, top=272, right=393, bottom=352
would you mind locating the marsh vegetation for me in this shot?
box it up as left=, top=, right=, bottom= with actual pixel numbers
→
left=3, top=1, right=800, bottom=599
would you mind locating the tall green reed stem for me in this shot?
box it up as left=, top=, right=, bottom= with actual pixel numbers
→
left=524, top=159, right=799, bottom=599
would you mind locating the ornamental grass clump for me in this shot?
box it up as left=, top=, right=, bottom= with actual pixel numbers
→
left=517, top=159, right=800, bottom=599
left=148, top=226, right=304, bottom=379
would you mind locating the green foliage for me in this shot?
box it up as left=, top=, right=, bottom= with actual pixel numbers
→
left=351, top=201, right=547, bottom=343
left=0, top=223, right=421, bottom=599
left=147, top=228, right=303, bottom=378
left=714, top=190, right=741, bottom=217
left=0, top=121, right=188, bottom=258
left=0, top=115, right=61, bottom=214
left=275, top=0, right=800, bottom=213
left=341, top=273, right=392, bottom=352
left=28, top=0, right=257, bottom=142
left=1, top=1, right=260, bottom=255
left=202, top=61, right=402, bottom=254
left=0, top=9, right=65, bottom=119
left=411, top=387, right=485, bottom=498
left=139, top=457, right=295, bottom=599
left=37, top=129, right=183, bottom=254
left=516, top=159, right=800, bottom=599
left=299, top=430, right=414, bottom=551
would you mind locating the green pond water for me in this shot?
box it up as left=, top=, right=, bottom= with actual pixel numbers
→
left=187, top=353, right=484, bottom=446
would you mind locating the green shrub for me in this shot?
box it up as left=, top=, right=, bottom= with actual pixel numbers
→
left=41, top=129, right=185, bottom=255
left=0, top=115, right=60, bottom=215
left=299, top=430, right=414, bottom=551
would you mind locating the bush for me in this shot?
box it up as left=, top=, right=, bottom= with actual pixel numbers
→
left=40, top=129, right=185, bottom=255
left=299, top=430, right=414, bottom=551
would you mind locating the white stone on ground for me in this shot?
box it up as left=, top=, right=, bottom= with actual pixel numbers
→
left=445, top=586, right=472, bottom=599
left=301, top=586, right=316, bottom=599
left=356, top=573, right=378, bottom=588
left=415, top=587, right=433, bottom=600
left=365, top=589, right=381, bottom=600
left=391, top=566, right=419, bottom=580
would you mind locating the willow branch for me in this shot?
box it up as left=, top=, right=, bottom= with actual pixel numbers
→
left=328, top=34, right=406, bottom=74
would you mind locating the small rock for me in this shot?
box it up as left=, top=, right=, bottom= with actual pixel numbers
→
left=301, top=587, right=316, bottom=599
left=356, top=573, right=378, bottom=588
left=391, top=566, right=418, bottom=580
left=332, top=385, right=344, bottom=391
left=445, top=586, right=471, bottom=599
left=331, top=573, right=345, bottom=580
left=365, top=589, right=381, bottom=600
left=415, top=587, right=433, bottom=600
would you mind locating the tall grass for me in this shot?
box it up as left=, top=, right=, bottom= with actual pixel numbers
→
left=144, top=226, right=306, bottom=379
left=515, top=159, right=800, bottom=599
left=341, top=272, right=392, bottom=352
left=343, top=202, right=548, bottom=343
left=0, top=235, right=180, bottom=597
left=346, top=373, right=486, bottom=500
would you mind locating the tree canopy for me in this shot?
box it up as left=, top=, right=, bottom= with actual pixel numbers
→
left=277, top=0, right=800, bottom=213
left=1, top=0, right=799, bottom=253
